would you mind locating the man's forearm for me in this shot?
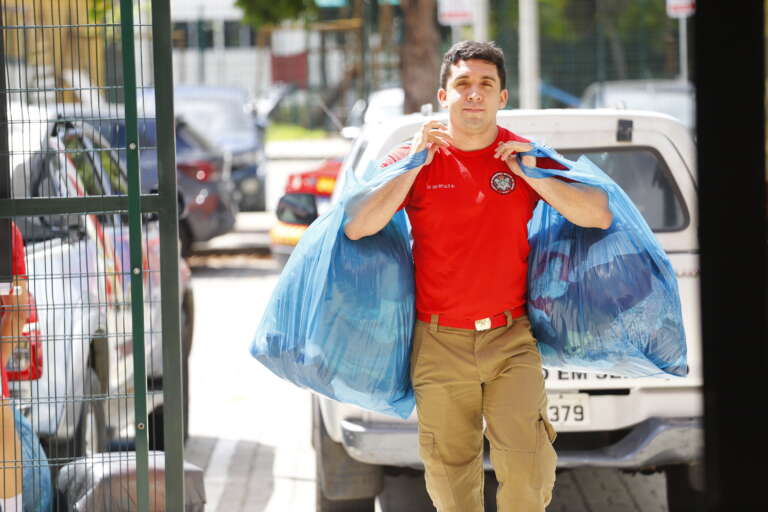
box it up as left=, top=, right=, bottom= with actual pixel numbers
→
left=343, top=167, right=421, bottom=240
left=526, top=176, right=612, bottom=229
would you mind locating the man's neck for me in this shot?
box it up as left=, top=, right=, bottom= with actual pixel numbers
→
left=448, top=123, right=499, bottom=152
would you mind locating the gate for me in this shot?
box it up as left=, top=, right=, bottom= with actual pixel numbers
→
left=1, top=0, right=188, bottom=509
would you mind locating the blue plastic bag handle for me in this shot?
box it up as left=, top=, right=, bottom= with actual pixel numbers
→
left=517, top=142, right=577, bottom=180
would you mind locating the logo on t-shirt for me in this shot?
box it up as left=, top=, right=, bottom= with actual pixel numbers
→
left=490, top=171, right=515, bottom=194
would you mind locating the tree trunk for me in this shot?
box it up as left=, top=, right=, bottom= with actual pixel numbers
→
left=399, top=0, right=440, bottom=114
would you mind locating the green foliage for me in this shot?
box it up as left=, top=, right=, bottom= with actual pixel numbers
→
left=87, top=0, right=118, bottom=25
left=266, top=123, right=327, bottom=141
left=235, top=0, right=318, bottom=29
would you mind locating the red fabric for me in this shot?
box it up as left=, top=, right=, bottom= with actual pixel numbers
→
left=2, top=223, right=26, bottom=397
left=11, top=223, right=26, bottom=278
left=381, top=127, right=567, bottom=320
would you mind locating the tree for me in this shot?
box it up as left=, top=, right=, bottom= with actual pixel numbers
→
left=235, top=0, right=317, bottom=29
left=236, top=0, right=441, bottom=117
left=399, top=0, right=441, bottom=114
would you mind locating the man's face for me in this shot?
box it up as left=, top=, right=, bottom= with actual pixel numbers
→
left=438, top=59, right=508, bottom=135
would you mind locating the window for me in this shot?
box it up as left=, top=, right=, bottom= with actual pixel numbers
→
left=172, top=22, right=190, bottom=49
left=559, top=147, right=688, bottom=232
left=224, top=21, right=255, bottom=48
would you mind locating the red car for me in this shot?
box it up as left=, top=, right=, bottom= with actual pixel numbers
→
left=269, top=158, right=342, bottom=266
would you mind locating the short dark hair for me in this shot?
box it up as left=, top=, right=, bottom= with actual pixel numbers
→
left=440, top=40, right=506, bottom=91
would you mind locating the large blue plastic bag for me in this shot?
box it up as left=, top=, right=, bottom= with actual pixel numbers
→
left=250, top=151, right=427, bottom=419
left=14, top=407, right=53, bottom=512
left=520, top=143, right=688, bottom=378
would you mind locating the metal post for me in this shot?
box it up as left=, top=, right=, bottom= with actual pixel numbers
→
left=473, top=0, right=488, bottom=42
left=151, top=0, right=185, bottom=509
left=0, top=8, right=12, bottom=288
left=678, top=17, right=688, bottom=82
left=518, top=0, right=540, bottom=109
left=197, top=6, right=205, bottom=84
left=118, top=0, right=150, bottom=510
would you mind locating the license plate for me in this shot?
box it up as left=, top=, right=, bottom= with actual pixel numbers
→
left=546, top=393, right=591, bottom=427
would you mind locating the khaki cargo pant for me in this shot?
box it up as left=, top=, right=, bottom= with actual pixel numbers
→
left=411, top=314, right=557, bottom=512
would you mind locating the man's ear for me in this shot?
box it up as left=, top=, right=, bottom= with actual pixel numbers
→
left=500, top=89, right=509, bottom=109
left=437, top=88, right=447, bottom=108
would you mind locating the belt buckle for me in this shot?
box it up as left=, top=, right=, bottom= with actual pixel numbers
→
left=474, top=317, right=491, bottom=331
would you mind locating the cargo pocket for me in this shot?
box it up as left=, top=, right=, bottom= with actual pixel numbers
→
left=419, top=431, right=456, bottom=510
left=532, top=414, right=558, bottom=504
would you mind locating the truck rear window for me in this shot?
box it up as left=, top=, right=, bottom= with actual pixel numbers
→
left=560, top=148, right=687, bottom=232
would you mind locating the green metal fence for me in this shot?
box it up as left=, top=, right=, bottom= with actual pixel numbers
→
left=1, top=0, right=186, bottom=509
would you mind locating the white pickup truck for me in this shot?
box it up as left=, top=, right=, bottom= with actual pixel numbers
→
left=6, top=107, right=194, bottom=461
left=313, top=109, right=702, bottom=511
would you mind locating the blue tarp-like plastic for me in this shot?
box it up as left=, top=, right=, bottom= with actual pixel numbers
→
left=14, top=407, right=53, bottom=512
left=521, top=143, right=688, bottom=378
left=251, top=140, right=688, bottom=420
left=250, top=151, right=428, bottom=419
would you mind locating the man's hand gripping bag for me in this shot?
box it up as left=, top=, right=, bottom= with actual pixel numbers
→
left=250, top=151, right=427, bottom=419
left=520, top=144, right=688, bottom=378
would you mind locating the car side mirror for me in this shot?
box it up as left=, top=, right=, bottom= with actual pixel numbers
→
left=340, top=126, right=361, bottom=141
left=178, top=190, right=189, bottom=219
left=275, top=193, right=318, bottom=226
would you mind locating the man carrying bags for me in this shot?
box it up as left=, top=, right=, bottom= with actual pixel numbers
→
left=344, top=41, right=612, bottom=512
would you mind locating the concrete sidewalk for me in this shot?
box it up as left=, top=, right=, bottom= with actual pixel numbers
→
left=192, top=212, right=275, bottom=255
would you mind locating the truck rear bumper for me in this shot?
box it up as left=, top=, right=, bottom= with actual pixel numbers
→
left=340, top=416, right=703, bottom=470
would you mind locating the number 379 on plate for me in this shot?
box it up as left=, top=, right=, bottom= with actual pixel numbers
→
left=546, top=393, right=591, bottom=427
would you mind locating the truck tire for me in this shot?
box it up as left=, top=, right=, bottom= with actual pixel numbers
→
left=316, top=482, right=375, bottom=512
left=180, top=288, right=194, bottom=443
left=74, top=369, right=108, bottom=457
left=665, top=463, right=705, bottom=511
left=148, top=289, right=193, bottom=451
left=312, top=397, right=382, bottom=507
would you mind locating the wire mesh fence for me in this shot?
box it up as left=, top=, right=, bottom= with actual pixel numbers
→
left=2, top=1, right=189, bottom=510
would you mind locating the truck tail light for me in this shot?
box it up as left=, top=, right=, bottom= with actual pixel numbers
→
left=7, top=292, right=43, bottom=381
left=7, top=330, right=44, bottom=381
left=178, top=161, right=218, bottom=182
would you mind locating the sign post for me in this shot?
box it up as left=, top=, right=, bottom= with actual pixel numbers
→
left=667, top=0, right=695, bottom=82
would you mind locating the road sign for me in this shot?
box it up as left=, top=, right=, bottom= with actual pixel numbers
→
left=667, top=0, right=695, bottom=18
left=438, top=0, right=473, bottom=26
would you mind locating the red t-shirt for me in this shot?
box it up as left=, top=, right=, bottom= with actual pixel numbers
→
left=2, top=223, right=26, bottom=397
left=381, top=126, right=566, bottom=320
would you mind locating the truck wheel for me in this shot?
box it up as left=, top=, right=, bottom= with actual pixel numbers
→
left=74, top=369, right=108, bottom=456
left=181, top=288, right=194, bottom=443
left=665, top=463, right=705, bottom=511
left=179, top=220, right=193, bottom=259
left=312, top=396, right=382, bottom=507
left=148, top=290, right=193, bottom=451
left=316, top=482, right=375, bottom=512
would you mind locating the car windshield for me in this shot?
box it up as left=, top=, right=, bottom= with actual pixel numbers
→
left=559, top=147, right=687, bottom=232
left=94, top=118, right=157, bottom=150
left=600, top=91, right=693, bottom=128
left=175, top=98, right=251, bottom=133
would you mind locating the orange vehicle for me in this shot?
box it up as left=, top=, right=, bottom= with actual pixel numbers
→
left=269, top=158, right=342, bottom=266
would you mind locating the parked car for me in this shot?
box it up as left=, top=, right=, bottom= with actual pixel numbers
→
left=92, top=111, right=238, bottom=257
left=269, top=158, right=341, bottom=267
left=341, top=87, right=404, bottom=140
left=315, top=109, right=702, bottom=511
left=580, top=79, right=695, bottom=130
left=270, top=88, right=407, bottom=267
left=173, top=86, right=268, bottom=211
left=7, top=107, right=195, bottom=463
